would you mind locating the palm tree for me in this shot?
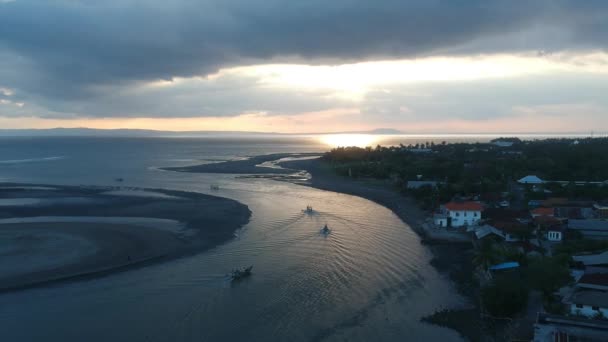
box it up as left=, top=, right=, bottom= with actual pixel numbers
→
left=473, top=240, right=499, bottom=272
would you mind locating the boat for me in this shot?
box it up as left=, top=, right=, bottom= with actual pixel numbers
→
left=303, top=205, right=313, bottom=214
left=231, top=265, right=253, bottom=280
left=115, top=177, right=124, bottom=182
left=320, top=224, right=331, bottom=235
left=210, top=184, right=220, bottom=190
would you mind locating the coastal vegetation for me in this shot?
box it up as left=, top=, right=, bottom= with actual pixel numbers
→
left=322, top=138, right=608, bottom=208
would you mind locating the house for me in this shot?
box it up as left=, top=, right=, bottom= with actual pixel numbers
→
left=545, top=200, right=596, bottom=219
left=406, top=180, right=441, bottom=189
left=568, top=290, right=608, bottom=318
left=534, top=216, right=566, bottom=242
left=578, top=272, right=608, bottom=291
left=531, top=207, right=555, bottom=218
left=534, top=313, right=608, bottom=341
left=474, top=224, right=506, bottom=240
left=487, top=219, right=532, bottom=242
left=566, top=271, right=608, bottom=319
left=409, top=148, right=433, bottom=154
left=435, top=201, right=483, bottom=228
left=573, top=251, right=608, bottom=267
left=518, top=175, right=544, bottom=185
left=594, top=204, right=608, bottom=219
left=547, top=226, right=565, bottom=242
left=568, top=219, right=608, bottom=239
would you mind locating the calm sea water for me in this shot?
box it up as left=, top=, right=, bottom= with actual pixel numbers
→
left=0, top=135, right=522, bottom=341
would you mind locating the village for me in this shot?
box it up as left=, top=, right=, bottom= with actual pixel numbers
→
left=323, top=137, right=608, bottom=341
left=427, top=173, right=608, bottom=339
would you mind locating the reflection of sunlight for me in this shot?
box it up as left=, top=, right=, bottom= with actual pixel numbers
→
left=320, top=134, right=377, bottom=148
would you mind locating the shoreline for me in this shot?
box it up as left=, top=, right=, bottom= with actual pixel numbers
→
left=0, top=183, right=251, bottom=293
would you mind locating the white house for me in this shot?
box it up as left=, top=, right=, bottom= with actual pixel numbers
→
left=518, top=175, right=544, bottom=184
left=435, top=202, right=483, bottom=228
left=569, top=291, right=608, bottom=318
left=568, top=273, right=608, bottom=318
left=547, top=229, right=563, bottom=242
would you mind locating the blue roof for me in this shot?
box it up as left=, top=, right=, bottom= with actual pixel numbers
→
left=489, top=262, right=520, bottom=271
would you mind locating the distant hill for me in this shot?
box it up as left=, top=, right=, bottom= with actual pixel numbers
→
left=0, top=128, right=278, bottom=137
left=0, top=127, right=405, bottom=137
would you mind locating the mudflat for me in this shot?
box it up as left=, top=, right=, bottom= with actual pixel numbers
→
left=0, top=183, right=251, bottom=292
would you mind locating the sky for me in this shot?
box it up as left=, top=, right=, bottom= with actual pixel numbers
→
left=0, top=0, right=607, bottom=133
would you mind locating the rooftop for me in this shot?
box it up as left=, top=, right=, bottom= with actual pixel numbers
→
left=532, top=207, right=555, bottom=217
left=573, top=251, right=608, bottom=266
left=518, top=175, right=544, bottom=184
left=569, top=219, right=608, bottom=232
left=579, top=273, right=608, bottom=288
left=445, top=201, right=484, bottom=212
left=569, top=290, right=608, bottom=308
left=489, top=261, right=520, bottom=271
left=488, top=219, right=531, bottom=234
left=483, top=208, right=530, bottom=221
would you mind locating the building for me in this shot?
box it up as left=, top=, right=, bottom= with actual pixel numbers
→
left=578, top=273, right=608, bottom=291
left=547, top=226, right=565, bottom=242
left=534, top=313, right=608, bottom=341
left=532, top=207, right=555, bottom=218
left=487, top=219, right=532, bottom=242
left=565, top=271, right=608, bottom=319
left=518, top=175, right=544, bottom=184
left=568, top=290, right=608, bottom=318
left=406, top=180, right=441, bottom=189
left=534, top=216, right=566, bottom=242
left=594, top=204, right=608, bottom=219
left=568, top=220, right=608, bottom=239
left=434, top=201, right=483, bottom=228
left=573, top=251, right=608, bottom=267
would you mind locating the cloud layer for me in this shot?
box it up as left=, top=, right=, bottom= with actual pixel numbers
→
left=0, top=0, right=607, bottom=130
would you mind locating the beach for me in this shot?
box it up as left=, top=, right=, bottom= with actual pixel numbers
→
left=0, top=183, right=251, bottom=292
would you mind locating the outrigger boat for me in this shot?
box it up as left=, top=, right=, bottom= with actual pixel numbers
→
left=231, top=265, right=253, bottom=281
left=320, top=224, right=331, bottom=235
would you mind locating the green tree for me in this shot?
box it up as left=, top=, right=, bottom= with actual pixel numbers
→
left=481, top=278, right=529, bottom=318
left=525, top=257, right=573, bottom=297
left=473, top=240, right=500, bottom=271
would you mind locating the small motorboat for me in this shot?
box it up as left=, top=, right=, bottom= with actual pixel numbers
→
left=231, top=265, right=253, bottom=281
left=115, top=177, right=124, bottom=182
left=320, top=224, right=331, bottom=235
left=303, top=205, right=314, bottom=214
left=210, top=184, right=220, bottom=190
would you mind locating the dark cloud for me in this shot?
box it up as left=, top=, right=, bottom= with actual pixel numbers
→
left=0, top=0, right=607, bottom=119
left=2, top=1, right=607, bottom=89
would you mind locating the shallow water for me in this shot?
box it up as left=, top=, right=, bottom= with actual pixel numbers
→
left=0, top=137, right=464, bottom=341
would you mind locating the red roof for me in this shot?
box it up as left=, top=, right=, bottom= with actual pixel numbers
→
left=532, top=207, right=555, bottom=217
left=579, top=273, right=608, bottom=287
left=445, top=201, right=484, bottom=211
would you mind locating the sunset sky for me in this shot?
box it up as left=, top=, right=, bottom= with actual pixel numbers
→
left=1, top=1, right=607, bottom=133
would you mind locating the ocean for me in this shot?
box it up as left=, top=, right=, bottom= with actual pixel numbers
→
left=0, top=134, right=548, bottom=341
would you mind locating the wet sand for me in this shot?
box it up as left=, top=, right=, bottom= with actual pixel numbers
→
left=162, top=153, right=319, bottom=174
left=0, top=183, right=251, bottom=292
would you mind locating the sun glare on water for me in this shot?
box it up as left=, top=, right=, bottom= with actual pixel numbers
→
left=320, top=134, right=377, bottom=148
